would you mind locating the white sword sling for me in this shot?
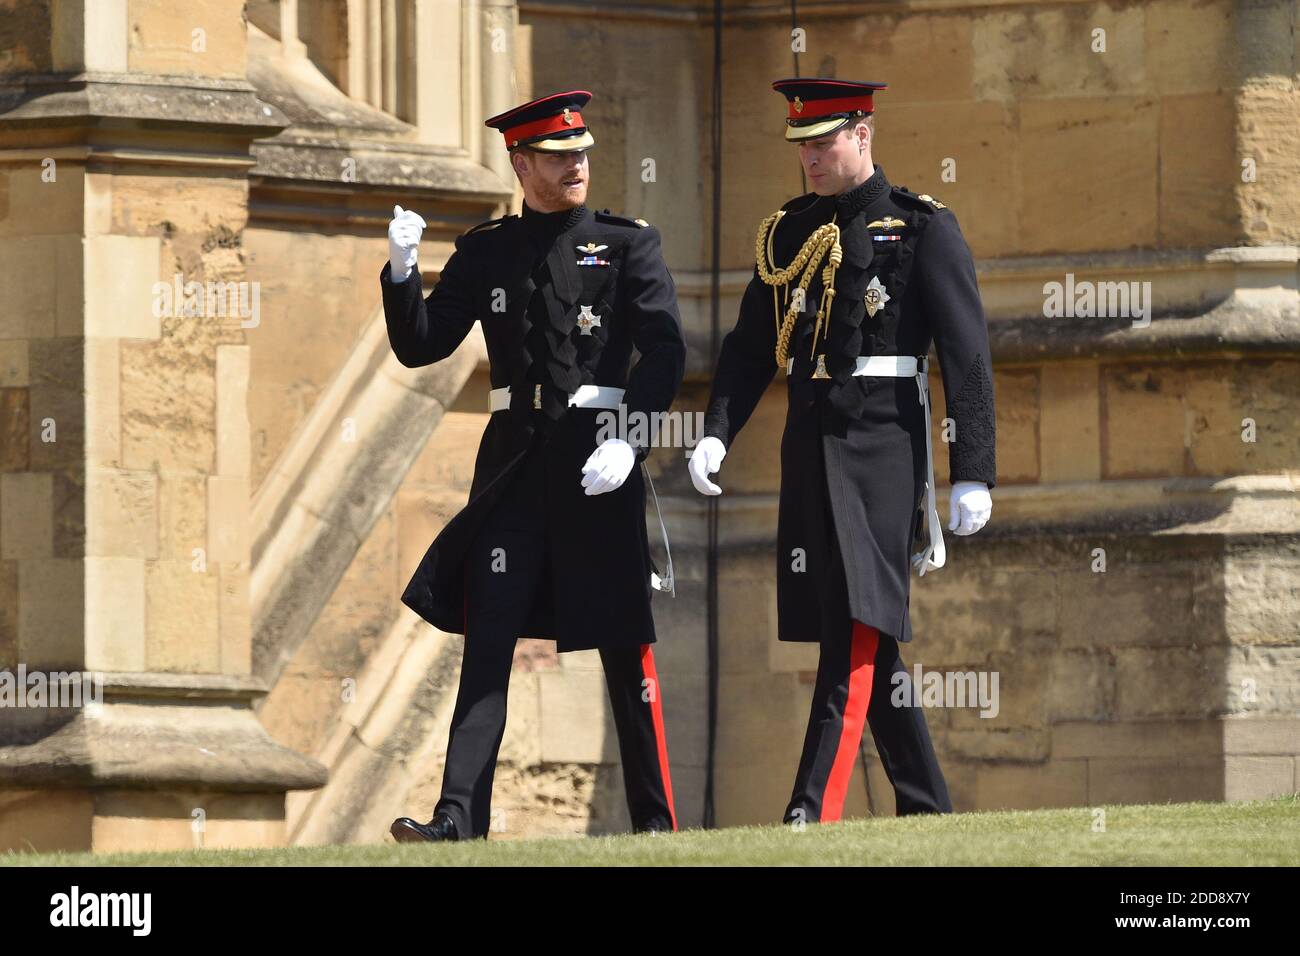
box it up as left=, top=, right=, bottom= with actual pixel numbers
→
left=487, top=383, right=676, bottom=594
left=787, top=353, right=946, bottom=576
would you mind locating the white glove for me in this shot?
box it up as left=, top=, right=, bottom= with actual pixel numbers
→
left=948, top=480, right=992, bottom=535
left=388, top=204, right=426, bottom=282
left=687, top=436, right=727, bottom=496
left=581, top=438, right=635, bottom=495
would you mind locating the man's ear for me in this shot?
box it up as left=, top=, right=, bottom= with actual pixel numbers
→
left=510, top=149, right=530, bottom=180
left=857, top=119, right=872, bottom=152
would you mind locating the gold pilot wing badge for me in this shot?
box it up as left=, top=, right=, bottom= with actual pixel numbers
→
left=867, top=216, right=907, bottom=244
left=576, top=242, right=611, bottom=266
left=866, top=216, right=906, bottom=231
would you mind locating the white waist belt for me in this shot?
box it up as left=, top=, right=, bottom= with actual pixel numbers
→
left=786, top=353, right=946, bottom=576
left=489, top=383, right=626, bottom=413
left=784, top=354, right=919, bottom=377
left=484, top=382, right=676, bottom=595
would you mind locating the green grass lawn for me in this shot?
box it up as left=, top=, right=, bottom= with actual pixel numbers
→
left=6, top=795, right=1297, bottom=866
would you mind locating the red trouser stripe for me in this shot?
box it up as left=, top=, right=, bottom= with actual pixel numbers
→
left=640, top=644, right=678, bottom=831
left=821, top=621, right=879, bottom=822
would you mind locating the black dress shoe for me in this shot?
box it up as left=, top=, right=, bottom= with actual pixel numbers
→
left=633, top=817, right=675, bottom=836
left=390, top=811, right=462, bottom=843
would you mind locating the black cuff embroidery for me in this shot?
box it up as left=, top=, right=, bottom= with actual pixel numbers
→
left=703, top=397, right=733, bottom=446
left=948, top=352, right=997, bottom=487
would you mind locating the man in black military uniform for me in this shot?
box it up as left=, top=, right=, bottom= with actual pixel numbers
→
left=381, top=91, right=686, bottom=841
left=689, top=78, right=996, bottom=823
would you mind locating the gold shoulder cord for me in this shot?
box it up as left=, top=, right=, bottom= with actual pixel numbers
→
left=754, top=211, right=842, bottom=367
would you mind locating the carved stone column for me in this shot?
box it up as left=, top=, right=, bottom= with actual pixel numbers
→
left=0, top=0, right=326, bottom=853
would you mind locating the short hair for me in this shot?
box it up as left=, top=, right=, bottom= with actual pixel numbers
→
left=508, top=145, right=537, bottom=181
left=850, top=112, right=875, bottom=137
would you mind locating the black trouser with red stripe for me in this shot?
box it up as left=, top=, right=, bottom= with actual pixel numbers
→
left=783, top=500, right=952, bottom=823
left=432, top=446, right=676, bottom=838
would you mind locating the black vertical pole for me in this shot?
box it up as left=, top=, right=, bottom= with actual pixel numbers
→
left=703, top=0, right=724, bottom=831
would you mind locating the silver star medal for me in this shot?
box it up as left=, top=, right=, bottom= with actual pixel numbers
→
left=863, top=276, right=890, bottom=317
left=576, top=304, right=602, bottom=335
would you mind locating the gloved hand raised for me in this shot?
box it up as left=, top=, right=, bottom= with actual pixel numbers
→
left=948, top=480, right=992, bottom=535
left=581, top=438, right=635, bottom=495
left=388, top=204, right=426, bottom=282
left=687, top=436, right=727, bottom=496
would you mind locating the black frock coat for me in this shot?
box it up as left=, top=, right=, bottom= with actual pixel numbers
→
left=380, top=203, right=686, bottom=651
left=703, top=165, right=996, bottom=644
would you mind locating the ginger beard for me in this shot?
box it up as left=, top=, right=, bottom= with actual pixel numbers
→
left=797, top=120, right=873, bottom=197
left=514, top=147, right=590, bottom=211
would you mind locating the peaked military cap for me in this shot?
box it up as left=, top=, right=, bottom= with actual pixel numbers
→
left=484, top=90, right=595, bottom=152
left=771, top=77, right=888, bottom=142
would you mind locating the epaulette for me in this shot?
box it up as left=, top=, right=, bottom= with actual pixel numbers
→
left=460, top=214, right=516, bottom=239
left=595, top=208, right=650, bottom=228
left=891, top=185, right=947, bottom=211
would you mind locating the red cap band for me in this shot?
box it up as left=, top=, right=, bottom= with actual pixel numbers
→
left=788, top=93, right=874, bottom=120
left=503, top=110, right=586, bottom=146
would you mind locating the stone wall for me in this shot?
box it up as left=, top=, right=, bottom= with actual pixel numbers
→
left=2, top=0, right=1295, bottom=852
left=520, top=0, right=1300, bottom=826
left=0, top=0, right=329, bottom=853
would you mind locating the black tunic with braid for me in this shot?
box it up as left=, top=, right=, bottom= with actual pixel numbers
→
left=380, top=202, right=685, bottom=651
left=703, top=164, right=997, bottom=644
